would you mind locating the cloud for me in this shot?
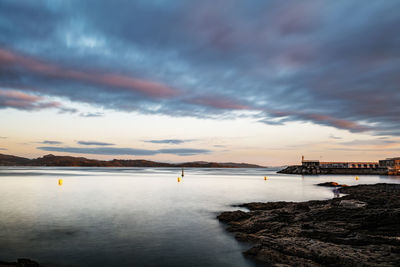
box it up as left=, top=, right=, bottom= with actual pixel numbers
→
left=159, top=148, right=211, bottom=156
left=0, top=89, right=59, bottom=110
left=0, top=148, right=7, bottom=150
left=80, top=112, right=104, bottom=118
left=338, top=139, right=398, bottom=146
left=39, top=140, right=63, bottom=145
left=58, top=107, right=78, bottom=114
left=77, top=141, right=114, bottom=146
left=0, top=136, right=7, bottom=139
left=37, top=146, right=211, bottom=156
left=261, top=111, right=371, bottom=133
left=329, top=147, right=400, bottom=152
left=0, top=89, right=76, bottom=112
left=187, top=96, right=249, bottom=110
left=329, top=134, right=342, bottom=140
left=0, top=48, right=177, bottom=98
left=144, top=139, right=195, bottom=145
left=301, top=114, right=370, bottom=133
left=0, top=0, right=399, bottom=135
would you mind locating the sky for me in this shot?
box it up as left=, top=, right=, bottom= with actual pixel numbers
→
left=0, top=0, right=399, bottom=166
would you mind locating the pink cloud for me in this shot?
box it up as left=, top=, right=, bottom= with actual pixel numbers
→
left=304, top=114, right=369, bottom=132
left=266, top=109, right=370, bottom=132
left=0, top=89, right=63, bottom=111
left=0, top=89, right=42, bottom=102
left=0, top=48, right=177, bottom=98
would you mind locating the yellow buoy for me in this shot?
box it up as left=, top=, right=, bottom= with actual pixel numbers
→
left=264, top=176, right=267, bottom=180
left=58, top=179, right=63, bottom=186
left=356, top=176, right=359, bottom=180
left=177, top=177, right=181, bottom=182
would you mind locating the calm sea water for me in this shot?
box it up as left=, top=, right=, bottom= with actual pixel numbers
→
left=0, top=167, right=399, bottom=266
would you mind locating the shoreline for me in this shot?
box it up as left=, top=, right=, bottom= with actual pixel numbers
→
left=218, top=183, right=400, bottom=266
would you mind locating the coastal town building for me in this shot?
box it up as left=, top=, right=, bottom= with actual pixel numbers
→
left=379, top=157, right=400, bottom=175
left=301, top=156, right=400, bottom=175
left=301, top=156, right=379, bottom=169
left=279, top=156, right=398, bottom=175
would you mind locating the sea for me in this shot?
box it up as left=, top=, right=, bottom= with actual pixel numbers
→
left=0, top=167, right=399, bottom=266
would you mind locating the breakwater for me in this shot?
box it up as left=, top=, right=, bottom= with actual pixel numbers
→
left=278, top=165, right=388, bottom=175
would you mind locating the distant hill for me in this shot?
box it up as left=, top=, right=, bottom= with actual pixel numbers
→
left=0, top=153, right=31, bottom=165
left=0, top=153, right=266, bottom=168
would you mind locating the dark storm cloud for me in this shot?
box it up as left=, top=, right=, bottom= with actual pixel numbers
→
left=0, top=0, right=399, bottom=135
left=37, top=146, right=211, bottom=156
left=144, top=139, right=195, bottom=145
left=77, top=141, right=114, bottom=146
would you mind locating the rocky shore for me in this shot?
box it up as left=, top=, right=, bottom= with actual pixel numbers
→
left=218, top=183, right=400, bottom=266
left=0, top=259, right=41, bottom=267
left=278, top=165, right=388, bottom=175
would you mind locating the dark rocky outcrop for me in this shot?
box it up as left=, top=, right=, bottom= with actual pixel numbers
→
left=316, top=182, right=349, bottom=188
left=218, top=183, right=400, bottom=266
left=0, top=259, right=41, bottom=267
left=278, top=165, right=388, bottom=175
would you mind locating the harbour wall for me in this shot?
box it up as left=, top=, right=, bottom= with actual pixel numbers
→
left=278, top=165, right=388, bottom=175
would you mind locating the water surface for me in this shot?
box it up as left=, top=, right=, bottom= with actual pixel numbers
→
left=0, top=167, right=399, bottom=266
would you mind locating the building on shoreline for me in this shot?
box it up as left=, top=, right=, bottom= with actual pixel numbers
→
left=278, top=156, right=394, bottom=175
left=379, top=157, right=400, bottom=175
left=301, top=156, right=379, bottom=169
left=301, top=156, right=400, bottom=175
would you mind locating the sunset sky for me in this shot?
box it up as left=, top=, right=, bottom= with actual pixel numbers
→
left=0, top=0, right=399, bottom=166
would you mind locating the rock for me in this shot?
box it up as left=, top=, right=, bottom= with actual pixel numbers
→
left=340, top=199, right=367, bottom=209
left=217, top=210, right=250, bottom=222
left=317, top=182, right=340, bottom=187
left=240, top=202, right=291, bottom=211
left=317, top=182, right=349, bottom=188
left=218, top=183, right=400, bottom=266
left=0, top=259, right=41, bottom=267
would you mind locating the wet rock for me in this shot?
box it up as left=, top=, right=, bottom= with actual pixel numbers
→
left=218, top=183, right=400, bottom=266
left=0, top=259, right=41, bottom=267
left=317, top=182, right=349, bottom=188
left=340, top=199, right=367, bottom=209
left=217, top=210, right=250, bottom=222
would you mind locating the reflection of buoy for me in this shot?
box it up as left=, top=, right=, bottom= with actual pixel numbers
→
left=264, top=176, right=267, bottom=180
left=58, top=179, right=63, bottom=186
left=356, top=176, right=359, bottom=180
left=177, top=177, right=181, bottom=183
